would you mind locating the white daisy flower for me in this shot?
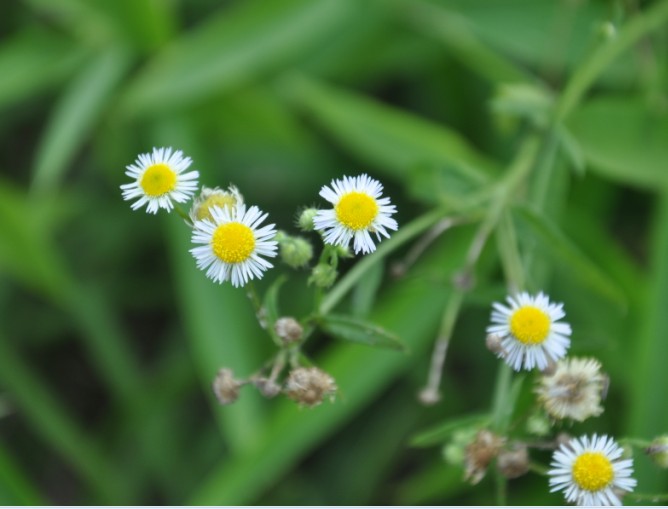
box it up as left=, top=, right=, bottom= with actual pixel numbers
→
left=190, top=203, right=277, bottom=287
left=121, top=147, right=199, bottom=214
left=486, top=292, right=571, bottom=371
left=313, top=174, right=398, bottom=254
left=536, top=357, right=607, bottom=422
left=549, top=434, right=636, bottom=506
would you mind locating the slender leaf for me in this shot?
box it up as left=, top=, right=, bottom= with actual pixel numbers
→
left=567, top=96, right=668, bottom=190
left=320, top=313, right=407, bottom=352
left=0, top=30, right=88, bottom=111
left=119, top=0, right=356, bottom=116
left=410, top=413, right=490, bottom=448
left=513, top=205, right=626, bottom=308
left=31, top=47, right=131, bottom=196
left=279, top=73, right=499, bottom=183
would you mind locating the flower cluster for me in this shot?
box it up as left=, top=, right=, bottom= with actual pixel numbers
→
left=479, top=291, right=638, bottom=505
left=121, top=148, right=398, bottom=287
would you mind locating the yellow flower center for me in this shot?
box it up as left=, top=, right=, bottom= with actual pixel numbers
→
left=140, top=163, right=177, bottom=196
left=572, top=452, right=614, bottom=492
left=335, top=192, right=379, bottom=231
left=211, top=222, right=255, bottom=264
left=509, top=306, right=550, bottom=344
left=196, top=194, right=238, bottom=221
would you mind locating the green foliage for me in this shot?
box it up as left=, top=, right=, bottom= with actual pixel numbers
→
left=1, top=0, right=668, bottom=505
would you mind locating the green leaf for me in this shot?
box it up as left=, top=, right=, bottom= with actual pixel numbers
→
left=0, top=441, right=45, bottom=505
left=119, top=0, right=356, bottom=116
left=567, top=96, right=668, bottom=190
left=0, top=30, right=87, bottom=111
left=400, top=0, right=530, bottom=84
left=279, top=73, right=499, bottom=183
left=512, top=205, right=626, bottom=308
left=410, top=413, right=490, bottom=448
left=31, top=47, right=131, bottom=196
left=319, top=313, right=407, bottom=352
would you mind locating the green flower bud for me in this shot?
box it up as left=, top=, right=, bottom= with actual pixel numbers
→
left=526, top=412, right=551, bottom=437
left=309, top=264, right=338, bottom=289
left=279, top=236, right=313, bottom=269
left=297, top=208, right=318, bottom=232
left=647, top=436, right=668, bottom=469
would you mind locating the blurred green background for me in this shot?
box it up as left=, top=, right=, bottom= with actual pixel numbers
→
left=1, top=0, right=667, bottom=504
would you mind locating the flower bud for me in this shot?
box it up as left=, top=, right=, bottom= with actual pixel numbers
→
left=485, top=333, right=504, bottom=355
left=212, top=368, right=242, bottom=405
left=647, top=435, right=668, bottom=469
left=525, top=412, right=551, bottom=437
left=279, top=235, right=313, bottom=269
left=443, top=429, right=477, bottom=466
left=284, top=367, right=337, bottom=407
left=274, top=317, right=303, bottom=344
left=309, top=264, right=337, bottom=288
left=190, top=185, right=243, bottom=223
left=297, top=208, right=318, bottom=232
left=497, top=443, right=529, bottom=479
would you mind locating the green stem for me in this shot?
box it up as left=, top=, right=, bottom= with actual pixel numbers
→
left=528, top=462, right=549, bottom=476
left=555, top=0, right=668, bottom=122
left=320, top=207, right=449, bottom=315
left=418, top=290, right=464, bottom=404
left=627, top=492, right=668, bottom=502
left=174, top=204, right=192, bottom=223
left=490, top=363, right=513, bottom=432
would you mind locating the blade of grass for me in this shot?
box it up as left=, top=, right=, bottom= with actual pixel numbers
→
left=628, top=192, right=668, bottom=492
left=0, top=333, right=131, bottom=503
left=279, top=73, right=499, bottom=183
left=0, top=440, right=45, bottom=505
left=119, top=0, right=356, bottom=117
left=31, top=46, right=132, bottom=197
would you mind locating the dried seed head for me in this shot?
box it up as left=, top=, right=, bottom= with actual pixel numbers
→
left=274, top=317, right=303, bottom=344
left=497, top=443, right=530, bottom=479
left=646, top=435, right=668, bottom=469
left=464, top=429, right=506, bottom=485
left=212, top=368, right=242, bottom=405
left=284, top=367, right=337, bottom=407
left=535, top=357, right=606, bottom=422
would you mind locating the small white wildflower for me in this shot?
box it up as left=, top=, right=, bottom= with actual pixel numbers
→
left=121, top=147, right=199, bottom=214
left=313, top=174, right=397, bottom=254
left=549, top=434, right=636, bottom=506
left=486, top=292, right=571, bottom=371
left=190, top=203, right=277, bottom=287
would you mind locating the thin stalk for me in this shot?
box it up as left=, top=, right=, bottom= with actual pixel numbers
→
left=418, top=290, right=464, bottom=404
left=320, top=207, right=449, bottom=315
left=555, top=0, right=668, bottom=122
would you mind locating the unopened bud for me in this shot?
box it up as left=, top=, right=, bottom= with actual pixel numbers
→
left=334, top=245, right=352, bottom=259
left=486, top=334, right=504, bottom=355
left=526, top=412, right=551, bottom=437
left=309, top=264, right=338, bottom=289
left=190, top=186, right=243, bottom=223
left=443, top=429, right=477, bottom=466
left=274, top=317, right=303, bottom=344
left=497, top=444, right=530, bottom=479
left=647, top=436, right=668, bottom=468
left=297, top=208, right=318, bottom=232
left=212, top=368, right=242, bottom=405
left=279, top=236, right=313, bottom=269
left=284, top=367, right=337, bottom=407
